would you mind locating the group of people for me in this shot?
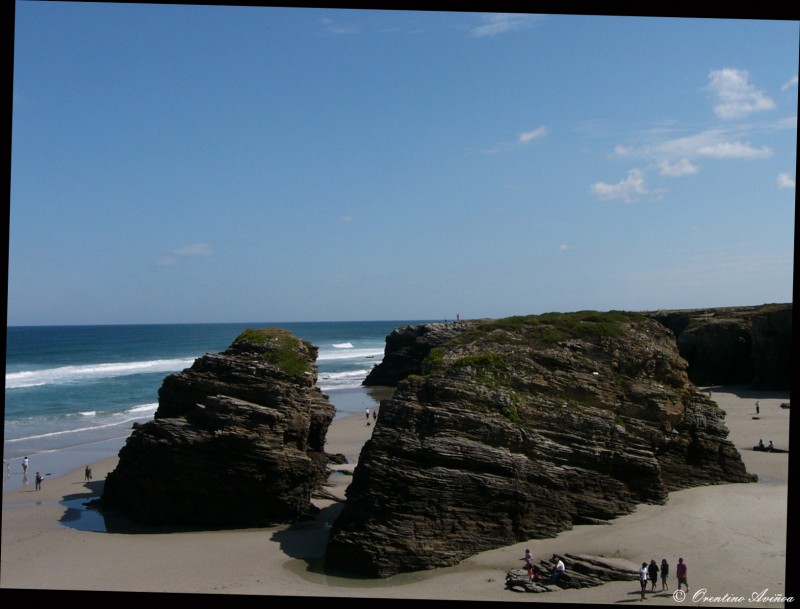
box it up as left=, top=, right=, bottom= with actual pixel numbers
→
left=20, top=456, right=44, bottom=490
left=521, top=550, right=565, bottom=585
left=4, top=456, right=93, bottom=490
left=365, top=407, right=377, bottom=426
left=638, top=557, right=688, bottom=600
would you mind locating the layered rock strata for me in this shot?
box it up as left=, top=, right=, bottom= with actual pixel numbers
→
left=326, top=312, right=755, bottom=577
left=101, top=328, right=337, bottom=527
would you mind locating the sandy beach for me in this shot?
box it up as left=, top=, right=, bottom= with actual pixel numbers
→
left=1, top=385, right=793, bottom=606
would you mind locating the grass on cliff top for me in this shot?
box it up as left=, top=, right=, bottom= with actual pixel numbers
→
left=459, top=310, right=644, bottom=345
left=234, top=328, right=311, bottom=377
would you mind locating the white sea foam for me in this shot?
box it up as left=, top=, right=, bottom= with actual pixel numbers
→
left=5, top=358, right=196, bottom=389
left=317, top=348, right=383, bottom=361
left=332, top=342, right=354, bottom=349
left=128, top=403, right=158, bottom=414
left=79, top=411, right=97, bottom=417
left=318, top=368, right=374, bottom=391
left=5, top=412, right=153, bottom=443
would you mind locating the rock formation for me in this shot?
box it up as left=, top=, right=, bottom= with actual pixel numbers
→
left=101, top=328, right=337, bottom=527
left=326, top=312, right=755, bottom=577
left=646, top=303, right=791, bottom=389
left=505, top=553, right=639, bottom=593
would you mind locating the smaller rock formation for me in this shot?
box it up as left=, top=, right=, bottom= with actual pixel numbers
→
left=505, top=553, right=638, bottom=593
left=101, top=328, right=337, bottom=527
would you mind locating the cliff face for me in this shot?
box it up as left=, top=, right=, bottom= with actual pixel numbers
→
left=367, top=304, right=793, bottom=391
left=647, top=304, right=792, bottom=389
left=101, top=328, right=337, bottom=527
left=326, top=312, right=754, bottom=577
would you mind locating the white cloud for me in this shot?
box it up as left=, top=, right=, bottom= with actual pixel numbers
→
left=320, top=17, right=360, bottom=35
left=658, top=158, right=698, bottom=177
left=781, top=75, right=799, bottom=91
left=158, top=242, right=213, bottom=265
left=694, top=141, right=773, bottom=159
left=173, top=243, right=213, bottom=257
left=518, top=126, right=547, bottom=144
left=590, top=168, right=647, bottom=203
left=559, top=244, right=570, bottom=251
left=470, top=13, right=536, bottom=38
left=777, top=173, right=796, bottom=189
left=654, top=129, right=773, bottom=159
left=705, top=68, right=775, bottom=120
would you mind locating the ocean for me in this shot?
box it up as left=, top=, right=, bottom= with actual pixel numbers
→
left=3, top=320, right=426, bottom=492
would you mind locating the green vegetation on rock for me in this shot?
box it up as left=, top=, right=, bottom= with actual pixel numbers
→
left=234, top=328, right=311, bottom=377
left=484, top=310, right=641, bottom=343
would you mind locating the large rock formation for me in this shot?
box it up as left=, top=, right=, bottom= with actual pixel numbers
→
left=325, top=312, right=755, bottom=577
left=646, top=303, right=792, bottom=389
left=101, top=328, right=337, bottom=527
left=362, top=321, right=479, bottom=386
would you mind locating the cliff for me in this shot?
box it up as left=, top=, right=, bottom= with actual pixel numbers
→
left=326, top=312, right=755, bottom=577
left=101, top=327, right=338, bottom=527
left=646, top=303, right=792, bottom=389
left=365, top=304, right=793, bottom=391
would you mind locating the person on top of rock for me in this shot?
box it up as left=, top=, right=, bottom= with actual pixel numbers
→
left=522, top=549, right=534, bottom=581
left=549, top=554, right=565, bottom=585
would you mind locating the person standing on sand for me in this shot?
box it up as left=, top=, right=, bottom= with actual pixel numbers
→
left=648, top=559, right=659, bottom=592
left=85, top=465, right=93, bottom=481
left=365, top=407, right=370, bottom=426
left=35, top=471, right=43, bottom=491
left=639, top=562, right=649, bottom=600
left=660, top=558, right=669, bottom=591
left=676, top=557, right=688, bottom=592
left=22, top=456, right=29, bottom=485
left=756, top=401, right=760, bottom=414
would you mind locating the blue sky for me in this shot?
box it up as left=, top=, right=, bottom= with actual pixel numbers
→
left=8, top=5, right=798, bottom=325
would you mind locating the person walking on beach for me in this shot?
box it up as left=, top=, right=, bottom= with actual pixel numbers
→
left=676, top=557, right=688, bottom=592
left=522, top=549, right=535, bottom=581
left=756, top=401, right=760, bottom=414
left=85, top=465, right=93, bottom=481
left=660, top=558, right=669, bottom=591
left=22, top=456, right=29, bottom=485
left=639, top=562, right=649, bottom=600
left=372, top=408, right=377, bottom=422
left=35, top=471, right=43, bottom=491
left=365, top=407, right=370, bottom=426
left=647, top=559, right=659, bottom=592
